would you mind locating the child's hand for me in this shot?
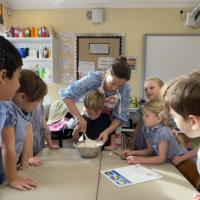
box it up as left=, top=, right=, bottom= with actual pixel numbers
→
left=9, top=176, right=37, bottom=191
left=127, top=155, right=141, bottom=165
left=49, top=144, right=60, bottom=150
left=193, top=193, right=200, bottom=200
left=28, top=157, right=42, bottom=167
left=122, top=150, right=133, bottom=157
left=17, top=162, right=29, bottom=170
left=172, top=155, right=183, bottom=166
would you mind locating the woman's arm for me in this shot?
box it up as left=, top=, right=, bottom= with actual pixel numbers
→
left=127, top=140, right=168, bottom=165
left=98, top=119, right=121, bottom=143
left=64, top=98, right=87, bottom=133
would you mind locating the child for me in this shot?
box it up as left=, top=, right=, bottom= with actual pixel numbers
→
left=132, top=77, right=164, bottom=150
left=32, top=103, right=60, bottom=157
left=60, top=56, right=131, bottom=145
left=1, top=69, right=47, bottom=191
left=73, top=90, right=116, bottom=149
left=123, top=100, right=188, bottom=165
left=161, top=70, right=200, bottom=200
left=0, top=36, right=22, bottom=184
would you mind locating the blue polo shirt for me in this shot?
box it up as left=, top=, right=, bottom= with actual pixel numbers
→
left=143, top=124, right=187, bottom=160
left=0, top=101, right=9, bottom=184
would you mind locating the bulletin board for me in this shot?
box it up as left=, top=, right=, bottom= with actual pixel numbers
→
left=142, top=34, right=200, bottom=97
left=76, top=34, right=125, bottom=79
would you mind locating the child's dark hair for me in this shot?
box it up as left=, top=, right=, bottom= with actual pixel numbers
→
left=110, top=56, right=131, bottom=80
left=0, top=36, right=22, bottom=79
left=17, top=69, right=47, bottom=102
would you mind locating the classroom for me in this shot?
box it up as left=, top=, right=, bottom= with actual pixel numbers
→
left=0, top=0, right=200, bottom=199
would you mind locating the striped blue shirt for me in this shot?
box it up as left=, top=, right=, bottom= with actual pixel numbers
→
left=143, top=124, right=187, bottom=160
left=60, top=71, right=131, bottom=122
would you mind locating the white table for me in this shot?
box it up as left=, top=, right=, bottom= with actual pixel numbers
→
left=97, top=151, right=197, bottom=200
left=0, top=149, right=101, bottom=200
left=0, top=149, right=197, bottom=200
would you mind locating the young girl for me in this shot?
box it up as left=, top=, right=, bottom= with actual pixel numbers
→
left=60, top=56, right=131, bottom=147
left=1, top=69, right=47, bottom=191
left=123, top=100, right=188, bottom=165
left=32, top=103, right=60, bottom=157
left=0, top=36, right=22, bottom=184
left=132, top=77, right=164, bottom=150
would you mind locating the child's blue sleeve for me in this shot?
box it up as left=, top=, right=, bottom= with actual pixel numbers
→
left=59, top=72, right=103, bottom=102
left=4, top=109, right=17, bottom=128
left=112, top=84, right=131, bottom=122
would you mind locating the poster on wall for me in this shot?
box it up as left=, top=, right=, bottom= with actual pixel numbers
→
left=98, top=56, right=114, bottom=71
left=0, top=4, right=3, bottom=25
left=127, top=56, right=136, bottom=72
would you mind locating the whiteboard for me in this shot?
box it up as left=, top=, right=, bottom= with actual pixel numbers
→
left=142, top=34, right=200, bottom=96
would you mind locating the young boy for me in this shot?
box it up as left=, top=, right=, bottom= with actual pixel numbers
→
left=161, top=70, right=200, bottom=200
left=73, top=90, right=116, bottom=149
left=0, top=36, right=22, bottom=185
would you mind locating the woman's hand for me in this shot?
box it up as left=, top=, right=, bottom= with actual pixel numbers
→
left=98, top=131, right=109, bottom=144
left=75, top=116, right=87, bottom=133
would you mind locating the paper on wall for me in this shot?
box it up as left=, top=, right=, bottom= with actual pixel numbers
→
left=98, top=57, right=114, bottom=70
left=78, top=61, right=95, bottom=78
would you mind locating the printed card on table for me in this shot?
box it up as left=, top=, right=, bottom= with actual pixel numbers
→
left=101, top=164, right=162, bottom=187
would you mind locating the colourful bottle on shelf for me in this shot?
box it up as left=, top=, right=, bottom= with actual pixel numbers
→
left=31, top=27, right=35, bottom=37
left=35, top=27, right=38, bottom=37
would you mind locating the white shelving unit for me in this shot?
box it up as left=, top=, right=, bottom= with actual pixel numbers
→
left=6, top=37, right=57, bottom=83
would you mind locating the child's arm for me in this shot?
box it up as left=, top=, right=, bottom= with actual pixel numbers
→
left=43, top=118, right=60, bottom=150
left=2, top=127, right=37, bottom=191
left=20, top=123, right=33, bottom=169
left=172, top=145, right=199, bottom=166
left=193, top=193, right=200, bottom=200
left=127, top=140, right=168, bottom=165
left=122, top=140, right=153, bottom=157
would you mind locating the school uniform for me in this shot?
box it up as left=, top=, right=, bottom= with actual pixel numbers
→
left=143, top=124, right=187, bottom=160
left=0, top=101, right=32, bottom=184
left=0, top=101, right=9, bottom=184
left=32, top=104, right=47, bottom=156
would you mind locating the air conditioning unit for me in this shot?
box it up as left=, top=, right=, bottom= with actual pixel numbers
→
left=185, top=4, right=200, bottom=28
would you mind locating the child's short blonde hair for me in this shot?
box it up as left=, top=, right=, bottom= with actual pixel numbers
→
left=146, top=77, right=164, bottom=88
left=84, top=90, right=105, bottom=112
left=143, top=100, right=171, bottom=127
